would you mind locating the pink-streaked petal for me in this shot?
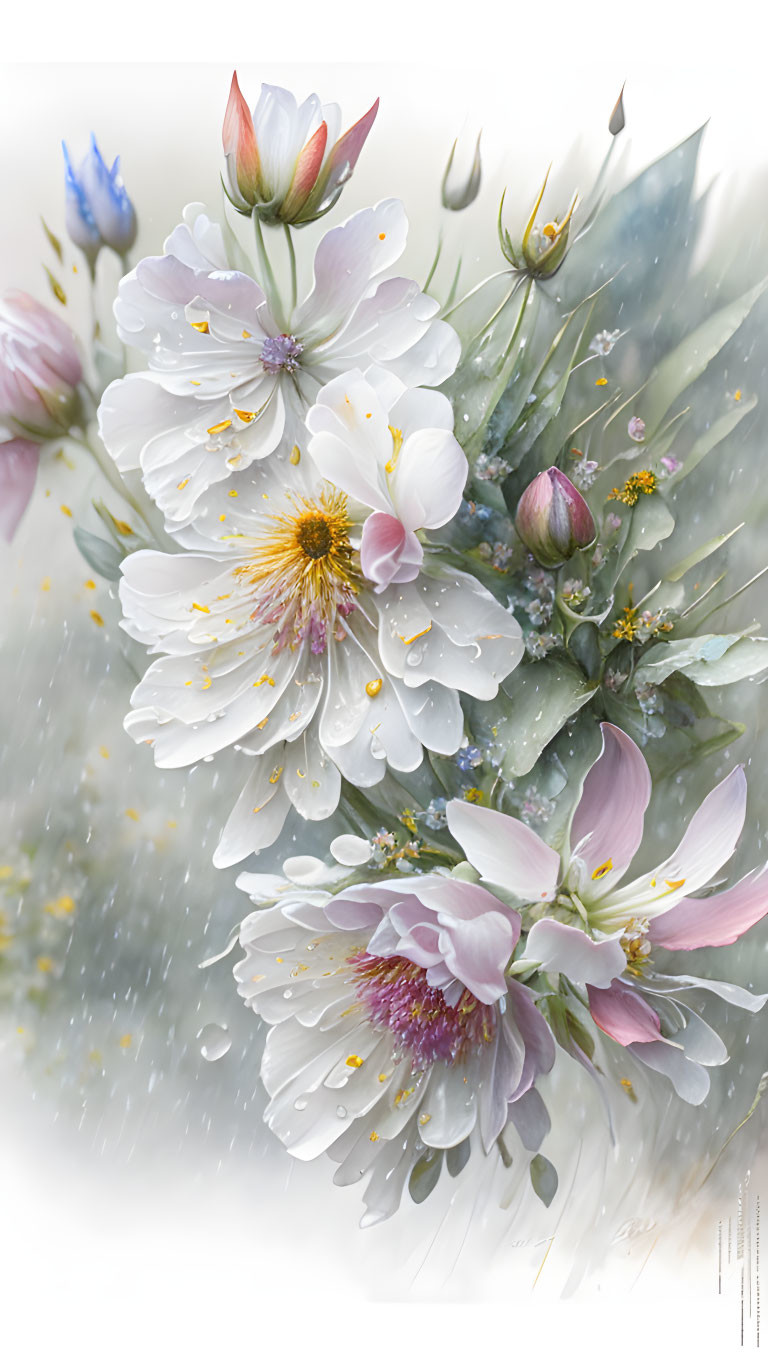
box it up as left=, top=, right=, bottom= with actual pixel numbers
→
left=623, top=766, right=747, bottom=911
left=446, top=800, right=560, bottom=903
left=322, top=98, right=379, bottom=195
left=282, top=120, right=328, bottom=219
left=648, top=863, right=768, bottom=950
left=587, top=980, right=662, bottom=1045
left=0, top=438, right=39, bottom=540
left=525, top=919, right=626, bottom=987
left=360, top=511, right=422, bottom=589
left=570, top=723, right=651, bottom=892
left=435, top=909, right=516, bottom=1004
left=222, top=71, right=261, bottom=197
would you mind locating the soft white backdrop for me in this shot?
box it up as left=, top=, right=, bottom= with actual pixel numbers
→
left=2, top=6, right=768, bottom=1362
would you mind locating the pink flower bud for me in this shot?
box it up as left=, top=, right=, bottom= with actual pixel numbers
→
left=0, top=291, right=82, bottom=439
left=515, top=467, right=596, bottom=568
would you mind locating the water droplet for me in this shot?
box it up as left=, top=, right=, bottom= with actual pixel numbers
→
left=197, top=1022, right=231, bottom=1062
left=294, top=1096, right=309, bottom=1111
left=336, top=1105, right=347, bottom=1119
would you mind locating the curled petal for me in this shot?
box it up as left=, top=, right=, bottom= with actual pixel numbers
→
left=360, top=511, right=422, bottom=589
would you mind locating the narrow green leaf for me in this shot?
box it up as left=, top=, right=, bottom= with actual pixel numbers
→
left=530, top=1154, right=558, bottom=1207
left=665, top=524, right=745, bottom=582
left=73, top=527, right=123, bottom=581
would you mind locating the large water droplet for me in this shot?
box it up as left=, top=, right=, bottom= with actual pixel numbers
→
left=197, top=1022, right=231, bottom=1062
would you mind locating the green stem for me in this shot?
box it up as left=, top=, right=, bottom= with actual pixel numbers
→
left=254, top=215, right=287, bottom=330
left=283, top=224, right=298, bottom=316
left=441, top=267, right=515, bottom=322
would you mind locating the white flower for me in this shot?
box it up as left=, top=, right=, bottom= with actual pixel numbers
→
left=307, top=368, right=467, bottom=589
left=119, top=448, right=523, bottom=866
left=234, top=870, right=554, bottom=1224
left=98, top=200, right=460, bottom=527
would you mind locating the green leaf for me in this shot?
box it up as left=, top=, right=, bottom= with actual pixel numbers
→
left=665, top=395, right=758, bottom=489
left=614, top=495, right=675, bottom=580
left=683, top=637, right=768, bottom=686
left=446, top=1139, right=471, bottom=1178
left=641, top=278, right=768, bottom=436
left=664, top=524, right=744, bottom=582
left=530, top=1154, right=558, bottom=1207
left=634, top=631, right=762, bottom=687
left=41, top=217, right=64, bottom=264
left=498, top=658, right=597, bottom=778
left=73, top=527, right=123, bottom=581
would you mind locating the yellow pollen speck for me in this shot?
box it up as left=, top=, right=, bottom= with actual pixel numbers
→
left=36, top=956, right=54, bottom=973
left=242, top=329, right=252, bottom=339
left=191, top=320, right=210, bottom=333
left=592, top=858, right=614, bottom=881
left=346, top=1054, right=363, bottom=1069
left=734, top=389, right=742, bottom=401
left=60, top=504, right=72, bottom=517
left=665, top=877, right=686, bottom=892
left=228, top=489, right=238, bottom=498
left=290, top=445, right=301, bottom=465
left=219, top=514, right=226, bottom=522
left=419, top=1113, right=431, bottom=1126
left=40, top=577, right=51, bottom=591
left=113, top=519, right=133, bottom=535
left=191, top=602, right=210, bottom=613
left=99, top=745, right=110, bottom=758
left=124, top=808, right=140, bottom=822
left=290, top=963, right=309, bottom=977
left=207, top=418, right=232, bottom=435
left=595, top=377, right=608, bottom=386
left=269, top=765, right=283, bottom=784
left=378, top=1073, right=388, bottom=1083
left=189, top=380, right=201, bottom=386
left=464, top=787, right=484, bottom=803
left=234, top=409, right=255, bottom=422
left=84, top=579, right=96, bottom=590
left=296, top=767, right=306, bottom=779
left=119, top=1034, right=132, bottom=1048
left=256, top=717, right=269, bottom=730
left=177, top=478, right=189, bottom=490
left=378, top=233, right=386, bottom=240
left=202, top=678, right=212, bottom=690
left=90, top=610, right=104, bottom=627
left=276, top=957, right=283, bottom=963
left=650, top=878, right=656, bottom=888
left=369, top=1131, right=380, bottom=1142
left=365, top=678, right=383, bottom=697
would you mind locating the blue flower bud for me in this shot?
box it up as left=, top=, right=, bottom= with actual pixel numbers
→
left=62, top=135, right=137, bottom=267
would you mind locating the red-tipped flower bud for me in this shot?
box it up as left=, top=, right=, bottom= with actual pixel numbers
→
left=515, top=467, right=596, bottom=568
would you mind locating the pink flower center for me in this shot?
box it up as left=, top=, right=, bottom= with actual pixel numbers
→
left=349, top=951, right=496, bottom=1069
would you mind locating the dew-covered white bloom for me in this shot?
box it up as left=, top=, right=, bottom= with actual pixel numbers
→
left=307, top=367, right=467, bottom=589
left=448, top=723, right=768, bottom=1104
left=222, top=72, right=378, bottom=226
left=119, top=449, right=523, bottom=866
left=98, top=200, right=460, bottom=527
left=234, top=868, right=554, bottom=1223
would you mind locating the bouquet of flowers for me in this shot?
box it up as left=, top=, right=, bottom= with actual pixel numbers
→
left=4, top=71, right=768, bottom=1235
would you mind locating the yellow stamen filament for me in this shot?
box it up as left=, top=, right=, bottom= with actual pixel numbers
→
left=207, top=419, right=232, bottom=436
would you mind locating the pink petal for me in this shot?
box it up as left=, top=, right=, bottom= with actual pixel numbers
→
left=282, top=120, right=328, bottom=219
left=0, top=438, right=39, bottom=540
left=222, top=71, right=261, bottom=197
left=570, top=723, right=651, bottom=892
left=587, top=979, right=662, bottom=1045
left=525, top=918, right=626, bottom=987
left=360, top=510, right=422, bottom=589
left=446, top=800, right=560, bottom=903
left=649, top=863, right=768, bottom=950
left=322, top=98, right=379, bottom=195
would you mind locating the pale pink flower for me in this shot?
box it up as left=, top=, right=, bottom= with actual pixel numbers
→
left=0, top=291, right=82, bottom=440
left=0, top=438, right=40, bottom=541
left=235, top=870, right=554, bottom=1223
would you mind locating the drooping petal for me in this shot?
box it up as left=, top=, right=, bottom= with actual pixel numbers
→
left=587, top=979, right=663, bottom=1045
left=648, top=863, right=768, bottom=950
left=446, top=800, right=560, bottom=902
left=389, top=427, right=467, bottom=530
left=0, top=438, right=39, bottom=540
left=315, top=98, right=379, bottom=206
left=570, top=723, right=652, bottom=895
left=627, top=1039, right=710, bottom=1105
left=525, top=919, right=627, bottom=987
